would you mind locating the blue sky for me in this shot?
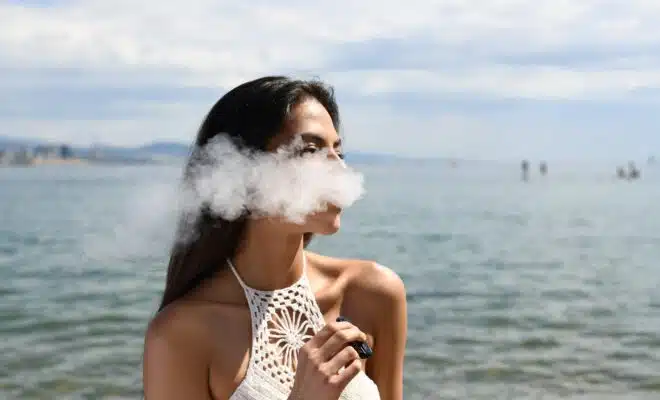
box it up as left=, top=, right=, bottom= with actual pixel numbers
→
left=1, top=0, right=660, bottom=161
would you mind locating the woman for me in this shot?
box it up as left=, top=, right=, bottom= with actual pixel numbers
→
left=143, top=76, right=407, bottom=400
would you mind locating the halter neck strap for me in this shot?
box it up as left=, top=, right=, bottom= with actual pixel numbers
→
left=226, top=252, right=308, bottom=292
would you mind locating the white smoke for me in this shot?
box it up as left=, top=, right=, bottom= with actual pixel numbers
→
left=178, top=133, right=365, bottom=240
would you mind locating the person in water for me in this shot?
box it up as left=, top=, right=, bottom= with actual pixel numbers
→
left=521, top=159, right=530, bottom=181
left=142, top=76, right=407, bottom=400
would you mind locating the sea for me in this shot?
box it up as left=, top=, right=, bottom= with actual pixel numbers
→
left=1, top=160, right=659, bottom=399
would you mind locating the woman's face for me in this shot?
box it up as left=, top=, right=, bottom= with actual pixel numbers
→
left=265, top=97, right=345, bottom=235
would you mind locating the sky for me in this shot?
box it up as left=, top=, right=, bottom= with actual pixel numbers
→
left=1, top=0, right=660, bottom=161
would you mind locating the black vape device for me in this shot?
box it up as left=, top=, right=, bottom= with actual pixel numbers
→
left=336, top=316, right=373, bottom=359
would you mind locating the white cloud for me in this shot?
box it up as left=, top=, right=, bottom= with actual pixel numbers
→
left=3, top=0, right=660, bottom=95
left=2, top=0, right=660, bottom=157
left=328, top=66, right=660, bottom=100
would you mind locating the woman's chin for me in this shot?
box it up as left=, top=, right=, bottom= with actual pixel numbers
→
left=307, top=213, right=341, bottom=235
left=319, top=219, right=341, bottom=235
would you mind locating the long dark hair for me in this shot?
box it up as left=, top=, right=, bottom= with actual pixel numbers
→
left=157, top=76, right=341, bottom=312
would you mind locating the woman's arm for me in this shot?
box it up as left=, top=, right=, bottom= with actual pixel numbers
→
left=143, top=313, right=213, bottom=400
left=357, top=263, right=408, bottom=400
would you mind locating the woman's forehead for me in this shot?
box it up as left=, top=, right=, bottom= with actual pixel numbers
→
left=268, top=99, right=339, bottom=150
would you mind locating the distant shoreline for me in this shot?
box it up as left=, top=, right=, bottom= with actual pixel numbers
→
left=0, top=158, right=183, bottom=167
left=31, top=158, right=89, bottom=166
left=0, top=157, right=89, bottom=167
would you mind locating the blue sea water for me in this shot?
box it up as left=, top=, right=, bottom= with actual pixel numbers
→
left=1, top=160, right=660, bottom=399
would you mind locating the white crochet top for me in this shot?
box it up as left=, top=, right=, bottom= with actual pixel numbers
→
left=227, top=254, right=381, bottom=400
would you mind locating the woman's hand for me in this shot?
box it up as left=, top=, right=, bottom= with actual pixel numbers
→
left=288, top=321, right=366, bottom=400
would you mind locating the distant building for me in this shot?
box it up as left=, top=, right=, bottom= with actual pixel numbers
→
left=0, top=143, right=76, bottom=166
left=34, top=145, right=60, bottom=160
left=59, top=145, right=73, bottom=159
left=13, top=147, right=34, bottom=165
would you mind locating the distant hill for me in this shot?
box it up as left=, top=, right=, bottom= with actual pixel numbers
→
left=344, top=152, right=402, bottom=163
left=0, top=135, right=406, bottom=163
left=0, top=136, right=190, bottom=159
left=135, top=142, right=191, bottom=157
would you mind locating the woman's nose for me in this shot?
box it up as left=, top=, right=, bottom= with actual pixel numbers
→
left=327, top=150, right=346, bottom=167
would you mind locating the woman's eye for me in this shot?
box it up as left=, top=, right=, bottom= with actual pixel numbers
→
left=298, top=146, right=343, bottom=160
left=301, top=146, right=318, bottom=155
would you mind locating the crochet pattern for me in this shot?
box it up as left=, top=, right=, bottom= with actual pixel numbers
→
left=227, top=256, right=381, bottom=400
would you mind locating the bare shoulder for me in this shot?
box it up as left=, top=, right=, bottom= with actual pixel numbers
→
left=310, top=253, right=406, bottom=299
left=145, top=301, right=214, bottom=350
left=350, top=259, right=406, bottom=301
left=144, top=301, right=216, bottom=372
left=143, top=301, right=222, bottom=399
left=308, top=252, right=407, bottom=316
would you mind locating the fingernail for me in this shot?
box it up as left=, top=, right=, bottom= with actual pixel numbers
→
left=336, top=316, right=349, bottom=323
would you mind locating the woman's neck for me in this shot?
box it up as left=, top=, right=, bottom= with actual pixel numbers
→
left=231, top=220, right=306, bottom=291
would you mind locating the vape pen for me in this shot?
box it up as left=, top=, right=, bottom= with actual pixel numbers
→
left=336, top=316, right=373, bottom=359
